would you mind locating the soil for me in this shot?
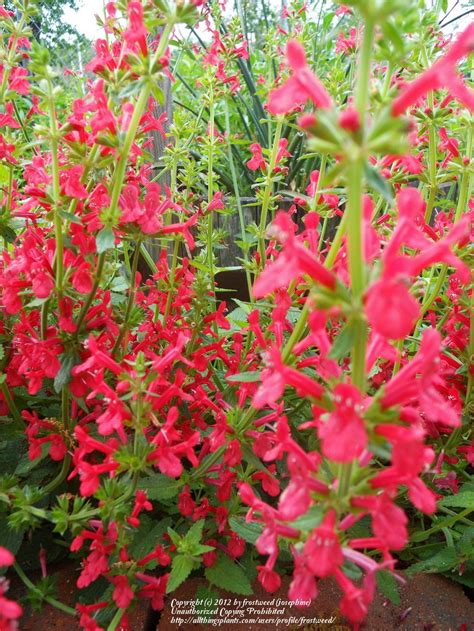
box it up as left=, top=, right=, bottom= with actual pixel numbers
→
left=158, top=574, right=474, bottom=631
left=9, top=564, right=474, bottom=630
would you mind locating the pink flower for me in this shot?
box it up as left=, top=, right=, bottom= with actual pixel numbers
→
left=392, top=24, right=474, bottom=115
left=381, top=328, right=460, bottom=427
left=365, top=278, right=420, bottom=339
left=253, top=212, right=336, bottom=298
left=319, top=383, right=367, bottom=463
left=110, top=575, right=134, bottom=608
left=304, top=511, right=343, bottom=577
left=72, top=262, right=93, bottom=294
left=61, top=165, right=88, bottom=200
left=258, top=566, right=281, bottom=593
left=289, top=550, right=318, bottom=604
left=123, top=1, right=148, bottom=55
left=352, top=493, right=408, bottom=550
left=207, top=191, right=225, bottom=211
left=247, top=143, right=266, bottom=171
left=267, top=40, right=333, bottom=115
left=0, top=548, right=14, bottom=567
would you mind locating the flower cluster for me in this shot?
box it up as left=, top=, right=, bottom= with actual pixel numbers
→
left=0, top=0, right=472, bottom=629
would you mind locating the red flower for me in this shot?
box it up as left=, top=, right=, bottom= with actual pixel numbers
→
left=258, top=566, right=281, bottom=593
left=304, top=511, right=343, bottom=577
left=352, top=493, right=408, bottom=550
left=110, top=575, right=134, bottom=609
left=267, top=40, right=333, bottom=115
left=253, top=212, right=336, bottom=298
left=247, top=143, right=266, bottom=171
left=72, top=262, right=93, bottom=294
left=289, top=550, right=318, bottom=604
left=123, top=1, right=148, bottom=55
left=365, top=278, right=420, bottom=339
left=61, top=165, right=88, bottom=200
left=0, top=549, right=13, bottom=567
left=392, top=24, right=474, bottom=115
left=319, top=383, right=367, bottom=463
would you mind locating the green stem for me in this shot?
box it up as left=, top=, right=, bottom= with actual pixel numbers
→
left=112, top=240, right=141, bottom=357
left=0, top=381, right=23, bottom=427
left=207, top=92, right=217, bottom=320
left=13, top=563, right=77, bottom=617
left=257, top=118, right=283, bottom=265
left=422, top=44, right=438, bottom=224
left=224, top=99, right=253, bottom=300
left=105, top=21, right=174, bottom=226
left=338, top=17, right=374, bottom=501
left=0, top=13, right=27, bottom=101
left=47, top=79, right=64, bottom=298
left=75, top=252, right=106, bottom=332
left=43, top=390, right=71, bottom=494
left=107, top=608, right=126, bottom=631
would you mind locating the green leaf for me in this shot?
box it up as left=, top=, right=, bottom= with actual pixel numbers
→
left=54, top=352, right=80, bottom=393
left=438, top=493, right=474, bottom=508
left=406, top=548, right=458, bottom=575
left=458, top=528, right=474, bottom=558
left=226, top=371, right=261, bottom=383
left=151, top=83, right=164, bottom=105
left=376, top=570, right=400, bottom=605
left=0, top=164, right=10, bottom=185
left=205, top=553, right=252, bottom=595
left=381, top=20, right=405, bottom=53
left=96, top=227, right=115, bottom=253
left=129, top=517, right=172, bottom=558
left=328, top=322, right=355, bottom=360
left=167, top=528, right=182, bottom=547
left=138, top=474, right=180, bottom=500
left=229, top=517, right=263, bottom=545
left=185, top=520, right=204, bottom=546
left=0, top=518, right=24, bottom=575
left=58, top=210, right=82, bottom=224
left=364, top=162, right=394, bottom=203
left=167, top=555, right=195, bottom=593
left=0, top=224, right=16, bottom=244
left=15, top=443, right=49, bottom=475
left=291, top=505, right=324, bottom=531
left=195, top=585, right=219, bottom=621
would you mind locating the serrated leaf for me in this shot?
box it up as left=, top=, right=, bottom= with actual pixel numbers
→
left=381, top=20, right=405, bottom=53
left=342, top=561, right=363, bottom=581
left=328, top=323, right=355, bottom=360
left=364, top=162, right=394, bottom=203
left=167, top=555, right=195, bottom=593
left=193, top=544, right=215, bottom=555
left=54, top=352, right=80, bottom=393
left=195, top=585, right=219, bottom=621
left=151, top=84, right=164, bottom=105
left=185, top=519, right=204, bottom=546
left=58, top=210, right=82, bottom=224
left=376, top=570, right=400, bottom=605
left=96, top=227, right=115, bottom=253
left=138, top=474, right=180, bottom=500
left=167, top=528, right=181, bottom=547
left=205, top=553, right=252, bottom=595
left=438, top=492, right=474, bottom=508
left=0, top=165, right=10, bottom=185
left=229, top=517, right=263, bottom=545
left=406, top=548, right=458, bottom=575
left=15, top=443, right=49, bottom=475
left=291, top=505, right=324, bottom=531
left=226, top=371, right=262, bottom=383
left=129, top=517, right=172, bottom=558
left=0, top=224, right=16, bottom=244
